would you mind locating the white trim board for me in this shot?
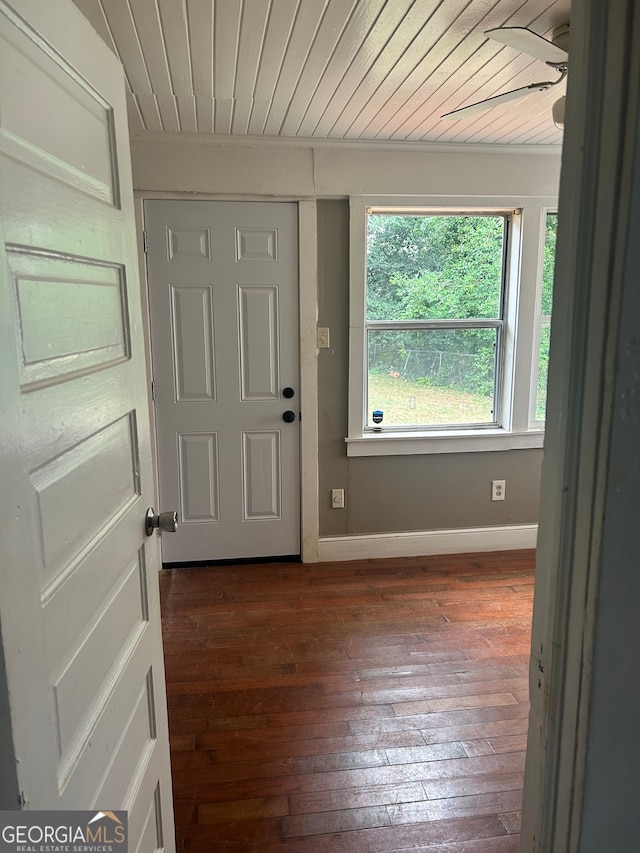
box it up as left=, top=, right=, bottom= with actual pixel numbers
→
left=317, top=524, right=538, bottom=562
left=131, top=130, right=561, bottom=157
left=136, top=191, right=319, bottom=564
left=298, top=200, right=320, bottom=563
left=131, top=136, right=562, bottom=200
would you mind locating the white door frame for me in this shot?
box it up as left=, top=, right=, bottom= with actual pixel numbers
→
left=135, top=192, right=320, bottom=563
left=521, top=0, right=640, bottom=849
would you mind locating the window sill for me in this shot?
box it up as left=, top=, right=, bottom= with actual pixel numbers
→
left=345, top=429, right=545, bottom=457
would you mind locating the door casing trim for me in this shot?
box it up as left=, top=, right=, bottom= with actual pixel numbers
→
left=135, top=192, right=319, bottom=563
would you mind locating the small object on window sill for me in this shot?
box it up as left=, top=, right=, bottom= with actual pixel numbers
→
left=372, top=409, right=384, bottom=432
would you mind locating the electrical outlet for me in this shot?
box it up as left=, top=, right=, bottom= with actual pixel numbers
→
left=331, top=488, right=345, bottom=508
left=317, top=327, right=330, bottom=348
left=491, top=479, right=506, bottom=501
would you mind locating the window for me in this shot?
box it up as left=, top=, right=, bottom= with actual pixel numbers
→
left=365, top=212, right=508, bottom=430
left=348, top=197, right=557, bottom=456
left=532, top=212, right=557, bottom=423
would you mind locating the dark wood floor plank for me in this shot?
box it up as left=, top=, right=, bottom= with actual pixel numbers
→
left=288, top=781, right=427, bottom=814
left=347, top=702, right=530, bottom=736
left=280, top=804, right=392, bottom=838
left=405, top=838, right=520, bottom=853
left=180, top=814, right=515, bottom=852
left=422, top=769, right=526, bottom=800
left=386, top=788, right=524, bottom=825
left=422, top=716, right=529, bottom=746
left=160, top=549, right=535, bottom=852
left=198, top=795, right=289, bottom=824
left=500, top=810, right=523, bottom=834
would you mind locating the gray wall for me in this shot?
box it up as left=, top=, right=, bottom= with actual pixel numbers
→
left=317, top=199, right=543, bottom=537
left=131, top=137, right=558, bottom=543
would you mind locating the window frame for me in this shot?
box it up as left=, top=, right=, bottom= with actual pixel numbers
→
left=347, top=196, right=556, bottom=457
left=529, top=209, right=557, bottom=428
left=363, top=210, right=510, bottom=433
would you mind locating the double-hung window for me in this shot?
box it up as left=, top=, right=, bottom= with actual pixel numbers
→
left=365, top=210, right=508, bottom=430
left=347, top=197, right=557, bottom=456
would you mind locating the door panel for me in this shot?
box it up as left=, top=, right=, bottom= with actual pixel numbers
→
left=238, top=285, right=280, bottom=398
left=178, top=433, right=220, bottom=522
left=11, top=251, right=128, bottom=385
left=242, top=430, right=282, bottom=519
left=0, top=2, right=174, bottom=848
left=171, top=285, right=216, bottom=401
left=146, top=200, right=300, bottom=563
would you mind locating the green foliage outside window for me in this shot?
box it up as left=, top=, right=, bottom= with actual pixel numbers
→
left=536, top=213, right=557, bottom=420
left=366, top=215, right=505, bottom=406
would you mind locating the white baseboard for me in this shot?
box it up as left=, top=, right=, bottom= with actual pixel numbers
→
left=316, top=524, right=538, bottom=562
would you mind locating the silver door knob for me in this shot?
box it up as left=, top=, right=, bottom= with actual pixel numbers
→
left=145, top=507, right=178, bottom=536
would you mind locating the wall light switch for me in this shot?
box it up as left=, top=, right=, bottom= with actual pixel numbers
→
left=317, top=327, right=330, bottom=348
left=331, top=488, right=345, bottom=508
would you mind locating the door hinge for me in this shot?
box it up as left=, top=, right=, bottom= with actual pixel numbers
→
left=143, top=231, right=148, bottom=253
left=151, top=379, right=157, bottom=402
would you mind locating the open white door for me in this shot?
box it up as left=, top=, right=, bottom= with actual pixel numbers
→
left=0, top=1, right=175, bottom=848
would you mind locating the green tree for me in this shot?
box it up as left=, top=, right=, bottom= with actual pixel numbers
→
left=542, top=213, right=557, bottom=314
left=536, top=213, right=558, bottom=418
left=366, top=215, right=447, bottom=320
left=366, top=215, right=505, bottom=397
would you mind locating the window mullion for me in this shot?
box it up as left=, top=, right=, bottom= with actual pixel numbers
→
left=510, top=206, right=546, bottom=432
left=366, top=319, right=503, bottom=331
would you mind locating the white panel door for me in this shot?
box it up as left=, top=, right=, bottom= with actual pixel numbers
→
left=145, top=200, right=300, bottom=563
left=0, top=1, right=174, bottom=848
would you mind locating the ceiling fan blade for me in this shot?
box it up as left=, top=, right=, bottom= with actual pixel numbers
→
left=486, top=26, right=568, bottom=64
left=441, top=81, right=554, bottom=120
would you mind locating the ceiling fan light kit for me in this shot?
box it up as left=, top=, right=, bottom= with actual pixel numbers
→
left=553, top=96, right=566, bottom=129
left=442, top=23, right=569, bottom=128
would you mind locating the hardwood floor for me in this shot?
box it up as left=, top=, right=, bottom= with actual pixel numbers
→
left=159, top=550, right=535, bottom=852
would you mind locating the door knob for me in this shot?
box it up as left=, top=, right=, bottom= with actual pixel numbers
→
left=145, top=507, right=179, bottom=536
left=282, top=410, right=296, bottom=423
left=283, top=387, right=295, bottom=398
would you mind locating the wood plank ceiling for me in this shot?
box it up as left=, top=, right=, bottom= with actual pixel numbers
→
left=73, top=0, right=571, bottom=146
